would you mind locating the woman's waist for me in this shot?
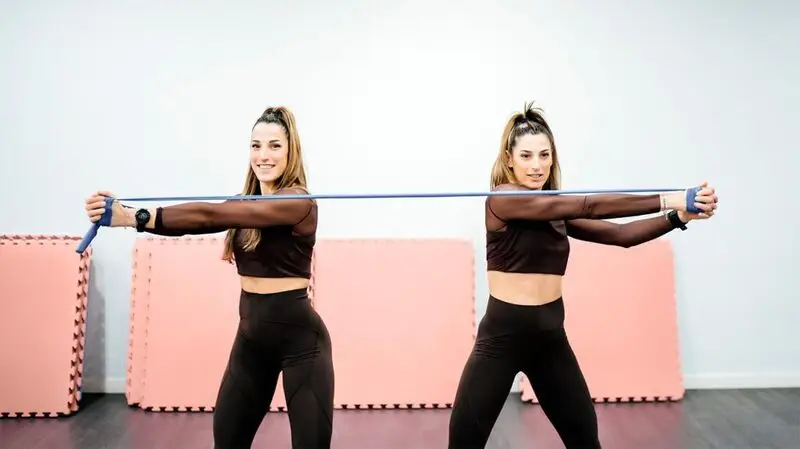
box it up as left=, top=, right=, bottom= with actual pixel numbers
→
left=238, top=285, right=317, bottom=330
left=487, top=270, right=562, bottom=306
left=240, top=276, right=310, bottom=295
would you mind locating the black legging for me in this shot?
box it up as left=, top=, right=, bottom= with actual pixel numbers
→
left=448, top=296, right=600, bottom=449
left=213, top=288, right=334, bottom=449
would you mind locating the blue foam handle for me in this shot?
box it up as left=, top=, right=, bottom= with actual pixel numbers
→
left=685, top=186, right=703, bottom=214
left=75, top=197, right=114, bottom=254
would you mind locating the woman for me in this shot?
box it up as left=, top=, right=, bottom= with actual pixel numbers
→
left=84, top=106, right=334, bottom=449
left=447, top=103, right=718, bottom=449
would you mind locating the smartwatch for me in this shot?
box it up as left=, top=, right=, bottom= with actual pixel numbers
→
left=666, top=210, right=687, bottom=231
left=134, top=208, right=151, bottom=233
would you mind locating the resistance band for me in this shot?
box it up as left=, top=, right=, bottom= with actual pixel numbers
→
left=75, top=186, right=701, bottom=253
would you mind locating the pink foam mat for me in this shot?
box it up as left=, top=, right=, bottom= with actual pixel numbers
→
left=0, top=235, right=90, bottom=418
left=126, top=236, right=289, bottom=412
left=519, top=238, right=684, bottom=404
left=125, top=241, right=148, bottom=405
left=126, top=237, right=475, bottom=412
left=312, top=239, right=475, bottom=409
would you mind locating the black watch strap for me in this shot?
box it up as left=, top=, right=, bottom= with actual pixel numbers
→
left=666, top=210, right=687, bottom=231
left=134, top=208, right=151, bottom=232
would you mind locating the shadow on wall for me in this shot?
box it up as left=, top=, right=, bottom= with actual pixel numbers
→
left=83, top=262, right=106, bottom=393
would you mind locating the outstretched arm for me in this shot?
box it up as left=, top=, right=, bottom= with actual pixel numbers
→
left=135, top=188, right=314, bottom=235
left=487, top=184, right=672, bottom=222
left=126, top=204, right=227, bottom=236
left=565, top=214, right=685, bottom=248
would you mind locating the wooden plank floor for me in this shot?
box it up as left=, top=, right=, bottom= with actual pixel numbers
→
left=1, top=389, right=798, bottom=448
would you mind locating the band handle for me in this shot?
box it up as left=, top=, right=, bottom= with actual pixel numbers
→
left=75, top=197, right=114, bottom=254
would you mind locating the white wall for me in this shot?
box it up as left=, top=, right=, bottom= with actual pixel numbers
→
left=1, top=0, right=797, bottom=393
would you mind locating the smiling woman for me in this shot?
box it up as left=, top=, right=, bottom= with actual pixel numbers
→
left=81, top=106, right=335, bottom=449
left=221, top=107, right=312, bottom=266
left=250, top=120, right=291, bottom=186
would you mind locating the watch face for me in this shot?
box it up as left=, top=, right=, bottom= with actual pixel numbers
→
left=135, top=210, right=149, bottom=222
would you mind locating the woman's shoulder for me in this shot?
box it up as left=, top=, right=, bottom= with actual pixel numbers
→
left=492, top=182, right=524, bottom=192
left=491, top=182, right=524, bottom=192
left=275, top=185, right=317, bottom=209
left=276, top=185, right=312, bottom=196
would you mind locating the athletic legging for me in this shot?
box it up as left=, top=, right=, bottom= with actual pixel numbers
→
left=448, top=296, right=601, bottom=449
left=213, top=288, right=334, bottom=449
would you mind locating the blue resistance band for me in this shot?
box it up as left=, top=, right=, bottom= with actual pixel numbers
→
left=75, top=186, right=703, bottom=253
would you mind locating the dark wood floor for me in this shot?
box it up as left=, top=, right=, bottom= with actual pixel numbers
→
left=1, top=389, right=798, bottom=448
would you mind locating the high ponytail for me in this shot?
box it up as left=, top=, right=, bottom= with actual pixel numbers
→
left=221, top=106, right=309, bottom=262
left=521, top=103, right=552, bottom=134
left=490, top=101, right=561, bottom=190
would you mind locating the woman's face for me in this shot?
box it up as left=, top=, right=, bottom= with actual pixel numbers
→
left=250, top=122, right=289, bottom=192
left=508, top=133, right=553, bottom=190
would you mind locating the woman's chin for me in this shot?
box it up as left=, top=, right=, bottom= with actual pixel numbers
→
left=256, top=173, right=280, bottom=184
left=520, top=180, right=544, bottom=190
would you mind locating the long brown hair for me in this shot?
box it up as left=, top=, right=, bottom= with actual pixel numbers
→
left=221, top=106, right=308, bottom=262
left=490, top=101, right=561, bottom=190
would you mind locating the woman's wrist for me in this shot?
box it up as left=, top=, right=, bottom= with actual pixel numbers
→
left=660, top=191, right=685, bottom=211
left=123, top=207, right=137, bottom=228
left=664, top=210, right=689, bottom=230
left=146, top=208, right=158, bottom=230
left=119, top=205, right=157, bottom=229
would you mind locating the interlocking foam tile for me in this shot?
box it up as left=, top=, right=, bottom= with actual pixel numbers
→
left=0, top=235, right=90, bottom=418
left=129, top=236, right=289, bottom=412
left=125, top=240, right=149, bottom=405
left=519, top=238, right=684, bottom=404
left=311, top=239, right=475, bottom=409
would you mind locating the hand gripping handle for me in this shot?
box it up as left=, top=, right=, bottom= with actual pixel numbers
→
left=75, top=197, right=114, bottom=253
left=685, top=186, right=704, bottom=214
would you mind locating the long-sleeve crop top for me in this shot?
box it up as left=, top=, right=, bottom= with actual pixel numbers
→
left=145, top=186, right=316, bottom=279
left=485, top=183, right=681, bottom=275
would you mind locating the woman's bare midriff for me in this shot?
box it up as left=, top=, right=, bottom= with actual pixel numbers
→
left=487, top=271, right=563, bottom=306
left=240, top=276, right=309, bottom=295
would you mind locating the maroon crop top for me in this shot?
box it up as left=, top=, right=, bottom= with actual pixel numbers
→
left=486, top=183, right=682, bottom=276
left=144, top=186, right=316, bottom=279
left=230, top=219, right=316, bottom=278
left=487, top=215, right=571, bottom=275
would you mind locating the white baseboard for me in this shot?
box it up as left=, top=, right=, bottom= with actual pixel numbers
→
left=82, top=377, right=126, bottom=394
left=80, top=373, right=800, bottom=395
left=683, top=372, right=800, bottom=389
left=510, top=372, right=800, bottom=393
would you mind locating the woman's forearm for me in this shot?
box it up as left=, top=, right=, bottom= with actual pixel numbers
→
left=143, top=198, right=312, bottom=233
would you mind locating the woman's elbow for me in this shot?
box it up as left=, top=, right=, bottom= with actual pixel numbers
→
left=608, top=227, right=634, bottom=248
left=618, top=237, right=649, bottom=249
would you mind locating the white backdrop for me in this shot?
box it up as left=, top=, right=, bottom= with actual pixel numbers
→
left=1, top=0, right=798, bottom=393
